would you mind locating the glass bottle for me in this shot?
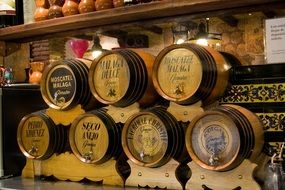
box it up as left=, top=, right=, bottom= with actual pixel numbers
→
left=264, top=163, right=284, bottom=190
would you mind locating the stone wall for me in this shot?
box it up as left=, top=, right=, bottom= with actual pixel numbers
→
left=210, top=13, right=266, bottom=65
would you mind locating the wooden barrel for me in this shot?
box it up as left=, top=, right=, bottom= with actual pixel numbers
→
left=185, top=104, right=264, bottom=171
left=69, top=108, right=122, bottom=164
left=88, top=49, right=159, bottom=107
left=17, top=111, right=68, bottom=160
left=40, top=58, right=101, bottom=110
left=122, top=106, right=187, bottom=167
left=152, top=43, right=233, bottom=105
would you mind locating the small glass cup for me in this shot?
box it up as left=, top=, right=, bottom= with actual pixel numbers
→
left=4, top=67, right=14, bottom=86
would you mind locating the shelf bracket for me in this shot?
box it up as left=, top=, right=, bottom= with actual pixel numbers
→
left=0, top=41, right=21, bottom=57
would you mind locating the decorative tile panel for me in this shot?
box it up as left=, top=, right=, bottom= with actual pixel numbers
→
left=221, top=83, right=285, bottom=103
left=257, top=113, right=285, bottom=132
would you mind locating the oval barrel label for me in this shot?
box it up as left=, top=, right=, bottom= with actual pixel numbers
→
left=126, top=114, right=168, bottom=164
left=190, top=114, right=239, bottom=166
left=46, top=65, right=76, bottom=108
left=202, top=125, right=229, bottom=156
left=20, top=116, right=50, bottom=158
left=157, top=48, right=203, bottom=100
left=93, top=54, right=130, bottom=103
left=73, top=115, right=109, bottom=162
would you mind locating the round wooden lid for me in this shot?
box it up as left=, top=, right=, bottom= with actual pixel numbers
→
left=17, top=115, right=51, bottom=159
left=153, top=47, right=203, bottom=102
left=186, top=112, right=241, bottom=171
left=122, top=112, right=169, bottom=167
left=41, top=64, right=77, bottom=109
left=89, top=53, right=130, bottom=104
left=69, top=114, right=110, bottom=164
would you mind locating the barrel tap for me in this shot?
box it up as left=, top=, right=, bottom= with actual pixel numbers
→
left=28, top=142, right=39, bottom=156
left=209, top=153, right=219, bottom=166
left=140, top=151, right=145, bottom=160
left=83, top=146, right=94, bottom=162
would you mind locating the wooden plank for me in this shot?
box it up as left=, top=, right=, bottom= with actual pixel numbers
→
left=186, top=159, right=261, bottom=190
left=0, top=0, right=284, bottom=42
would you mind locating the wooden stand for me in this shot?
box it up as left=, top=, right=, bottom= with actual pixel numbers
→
left=45, top=105, right=85, bottom=125
left=22, top=152, right=124, bottom=186
left=106, top=103, right=140, bottom=123
left=167, top=101, right=204, bottom=122
left=186, top=159, right=261, bottom=190
left=21, top=105, right=124, bottom=186
left=125, top=159, right=183, bottom=189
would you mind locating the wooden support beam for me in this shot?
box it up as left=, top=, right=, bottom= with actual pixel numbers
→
left=219, top=15, right=239, bottom=27
left=137, top=25, right=163, bottom=34
left=101, top=30, right=128, bottom=39
left=0, top=41, right=20, bottom=56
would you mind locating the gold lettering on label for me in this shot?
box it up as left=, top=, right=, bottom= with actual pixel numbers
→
left=26, top=129, right=45, bottom=138
left=81, top=122, right=101, bottom=149
left=163, top=55, right=194, bottom=71
left=50, top=74, right=74, bottom=89
left=162, top=55, right=193, bottom=86
left=52, top=81, right=72, bottom=88
left=127, top=117, right=167, bottom=139
left=99, top=57, right=125, bottom=79
left=50, top=75, right=73, bottom=83
left=26, top=121, right=45, bottom=138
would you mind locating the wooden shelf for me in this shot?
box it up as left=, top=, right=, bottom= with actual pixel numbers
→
left=0, top=0, right=284, bottom=42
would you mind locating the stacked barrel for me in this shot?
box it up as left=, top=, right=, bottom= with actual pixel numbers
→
left=17, top=110, right=68, bottom=160
left=17, top=49, right=160, bottom=166
left=16, top=44, right=265, bottom=188
left=67, top=49, right=161, bottom=166
left=185, top=104, right=264, bottom=171
left=69, top=108, right=122, bottom=164
left=152, top=43, right=264, bottom=172
left=17, top=58, right=102, bottom=162
left=152, top=43, right=231, bottom=105
left=122, top=106, right=188, bottom=167
left=40, top=58, right=101, bottom=111
left=88, top=49, right=159, bottom=107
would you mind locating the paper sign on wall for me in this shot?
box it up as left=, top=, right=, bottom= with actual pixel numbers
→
left=265, top=17, right=285, bottom=64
